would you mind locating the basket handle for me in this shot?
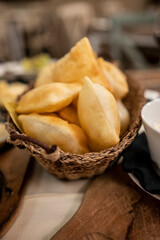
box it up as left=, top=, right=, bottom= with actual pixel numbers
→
left=10, top=133, right=57, bottom=154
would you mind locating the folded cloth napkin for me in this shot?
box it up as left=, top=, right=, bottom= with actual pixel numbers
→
left=2, top=193, right=83, bottom=240
left=122, top=133, right=160, bottom=194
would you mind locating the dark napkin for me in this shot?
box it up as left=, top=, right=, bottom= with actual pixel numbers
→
left=122, top=133, right=160, bottom=195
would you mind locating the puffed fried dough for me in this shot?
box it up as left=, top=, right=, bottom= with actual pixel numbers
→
left=3, top=100, right=23, bottom=132
left=18, top=113, right=89, bottom=154
left=35, top=62, right=55, bottom=87
left=117, top=100, right=130, bottom=137
left=51, top=38, right=111, bottom=90
left=58, top=106, right=80, bottom=126
left=0, top=81, right=8, bottom=107
left=16, top=82, right=81, bottom=114
left=98, top=58, right=128, bottom=99
left=0, top=81, right=27, bottom=107
left=78, top=77, right=120, bottom=152
left=72, top=97, right=78, bottom=108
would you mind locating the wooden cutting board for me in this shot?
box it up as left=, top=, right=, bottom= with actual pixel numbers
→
left=0, top=147, right=31, bottom=238
left=51, top=165, right=160, bottom=240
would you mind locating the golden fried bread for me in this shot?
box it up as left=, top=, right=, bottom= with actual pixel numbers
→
left=0, top=81, right=7, bottom=107
left=35, top=62, right=55, bottom=87
left=72, top=97, right=78, bottom=108
left=3, top=100, right=23, bottom=132
left=18, top=113, right=89, bottom=154
left=0, top=81, right=27, bottom=107
left=117, top=100, right=130, bottom=136
left=16, top=82, right=81, bottom=114
left=98, top=58, right=128, bottom=99
left=58, top=106, right=80, bottom=126
left=51, top=38, right=111, bottom=90
left=7, top=38, right=130, bottom=155
left=78, top=77, right=120, bottom=151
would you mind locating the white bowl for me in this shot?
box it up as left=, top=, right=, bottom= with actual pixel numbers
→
left=141, top=98, right=160, bottom=172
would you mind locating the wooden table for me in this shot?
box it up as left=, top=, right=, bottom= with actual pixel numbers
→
left=127, top=69, right=160, bottom=91
left=51, top=165, right=160, bottom=240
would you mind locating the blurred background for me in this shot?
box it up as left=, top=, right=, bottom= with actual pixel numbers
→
left=0, top=0, right=159, bottom=70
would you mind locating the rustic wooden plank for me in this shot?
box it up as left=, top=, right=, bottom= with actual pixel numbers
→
left=127, top=69, right=160, bottom=79
left=0, top=147, right=31, bottom=238
left=126, top=70, right=160, bottom=91
left=51, top=166, right=160, bottom=240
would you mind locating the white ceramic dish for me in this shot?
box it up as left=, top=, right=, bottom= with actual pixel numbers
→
left=129, top=95, right=160, bottom=201
left=141, top=98, right=160, bottom=171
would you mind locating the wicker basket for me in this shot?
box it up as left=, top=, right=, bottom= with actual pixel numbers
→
left=6, top=77, right=145, bottom=180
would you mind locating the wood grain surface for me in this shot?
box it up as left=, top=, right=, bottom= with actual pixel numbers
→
left=127, top=69, right=160, bottom=91
left=0, top=147, right=31, bottom=238
left=51, top=166, right=160, bottom=240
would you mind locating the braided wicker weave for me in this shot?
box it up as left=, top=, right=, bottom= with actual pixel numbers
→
left=6, top=77, right=145, bottom=180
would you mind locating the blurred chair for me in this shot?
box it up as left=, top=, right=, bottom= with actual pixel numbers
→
left=109, top=12, right=156, bottom=69
left=56, top=2, right=95, bottom=51
left=0, top=2, right=62, bottom=60
left=7, top=21, right=25, bottom=61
